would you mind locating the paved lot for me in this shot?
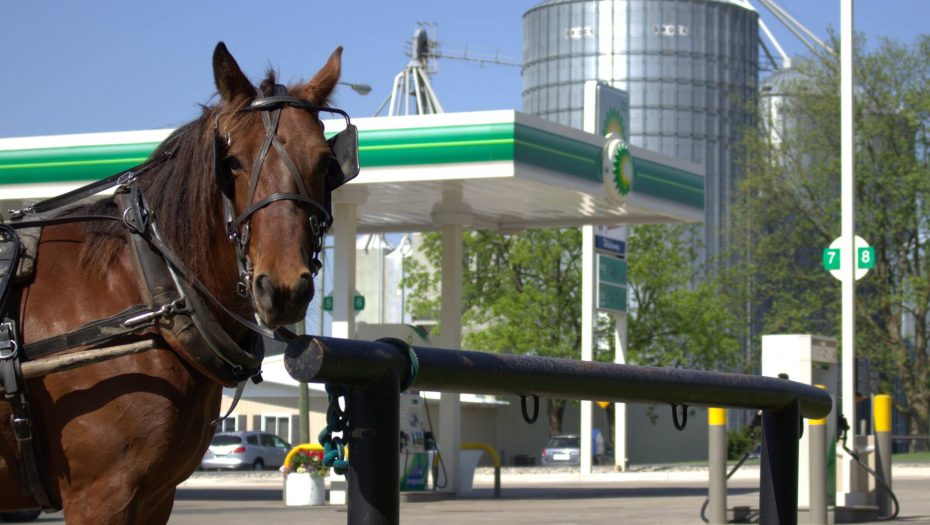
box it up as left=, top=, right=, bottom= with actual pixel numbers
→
left=23, top=468, right=930, bottom=524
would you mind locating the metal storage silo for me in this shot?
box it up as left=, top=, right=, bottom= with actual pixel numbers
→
left=523, top=0, right=759, bottom=262
left=760, top=67, right=806, bottom=147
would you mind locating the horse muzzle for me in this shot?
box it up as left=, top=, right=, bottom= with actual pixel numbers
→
left=252, top=271, right=313, bottom=328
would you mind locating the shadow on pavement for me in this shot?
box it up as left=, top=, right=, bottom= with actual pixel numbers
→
left=461, top=486, right=757, bottom=500
left=176, top=487, right=283, bottom=501
left=176, top=485, right=757, bottom=502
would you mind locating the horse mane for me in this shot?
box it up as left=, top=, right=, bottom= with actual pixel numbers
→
left=78, top=71, right=282, bottom=280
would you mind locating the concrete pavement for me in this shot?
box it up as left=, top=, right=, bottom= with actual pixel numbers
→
left=22, top=466, right=930, bottom=523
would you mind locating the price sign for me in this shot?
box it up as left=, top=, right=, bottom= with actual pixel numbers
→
left=322, top=294, right=365, bottom=312
left=823, top=236, right=874, bottom=281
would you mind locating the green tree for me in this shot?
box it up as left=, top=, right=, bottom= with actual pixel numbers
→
left=732, top=35, right=930, bottom=448
left=404, top=224, right=743, bottom=435
left=404, top=228, right=596, bottom=435
left=627, top=224, right=742, bottom=371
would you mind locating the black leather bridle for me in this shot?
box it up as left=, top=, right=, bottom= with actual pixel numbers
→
left=213, top=83, right=359, bottom=300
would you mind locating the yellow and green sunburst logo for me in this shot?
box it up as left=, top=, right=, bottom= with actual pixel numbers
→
left=612, top=144, right=632, bottom=197
left=602, top=108, right=625, bottom=139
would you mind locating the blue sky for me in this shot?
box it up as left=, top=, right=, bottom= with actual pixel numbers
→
left=1, top=1, right=927, bottom=138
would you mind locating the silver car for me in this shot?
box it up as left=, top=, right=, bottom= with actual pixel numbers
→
left=540, top=435, right=581, bottom=466
left=200, top=431, right=290, bottom=471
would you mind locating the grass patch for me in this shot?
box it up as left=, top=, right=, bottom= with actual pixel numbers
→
left=892, top=451, right=930, bottom=462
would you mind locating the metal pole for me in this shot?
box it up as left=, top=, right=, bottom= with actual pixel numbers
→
left=874, top=394, right=893, bottom=518
left=809, top=387, right=828, bottom=525
left=284, top=336, right=833, bottom=420
left=347, top=370, right=401, bottom=525
left=298, top=382, right=310, bottom=444
left=840, top=0, right=857, bottom=502
left=708, top=408, right=727, bottom=524
left=759, top=399, right=800, bottom=525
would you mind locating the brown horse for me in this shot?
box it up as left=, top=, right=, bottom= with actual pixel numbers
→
left=0, top=43, right=348, bottom=523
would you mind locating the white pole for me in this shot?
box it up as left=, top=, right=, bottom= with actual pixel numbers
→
left=331, top=202, right=357, bottom=340
left=437, top=220, right=464, bottom=493
left=840, top=0, right=856, bottom=503
left=613, top=312, right=628, bottom=471
left=330, top=187, right=368, bottom=339
left=580, top=225, right=595, bottom=475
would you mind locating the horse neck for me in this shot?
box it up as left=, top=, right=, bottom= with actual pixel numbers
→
left=143, top=142, right=252, bottom=339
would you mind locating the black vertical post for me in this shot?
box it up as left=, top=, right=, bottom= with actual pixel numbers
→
left=347, top=371, right=401, bottom=525
left=759, top=398, right=801, bottom=525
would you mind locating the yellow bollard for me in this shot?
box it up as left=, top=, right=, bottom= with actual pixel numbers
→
left=809, top=385, right=828, bottom=525
left=707, top=408, right=727, bottom=524
left=874, top=394, right=893, bottom=518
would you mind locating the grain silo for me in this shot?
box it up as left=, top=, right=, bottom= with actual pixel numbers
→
left=522, top=0, right=759, bottom=262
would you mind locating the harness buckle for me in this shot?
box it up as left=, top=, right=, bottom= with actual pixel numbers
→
left=237, top=280, right=250, bottom=298
left=117, top=170, right=137, bottom=186
left=7, top=207, right=32, bottom=221
left=122, top=298, right=190, bottom=328
left=0, top=323, right=16, bottom=360
left=122, top=206, right=148, bottom=234
left=11, top=415, right=32, bottom=441
left=167, top=298, right=189, bottom=316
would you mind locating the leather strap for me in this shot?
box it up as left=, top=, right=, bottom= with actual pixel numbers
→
left=7, top=148, right=173, bottom=220
left=210, top=380, right=247, bottom=427
left=118, top=191, right=266, bottom=385
left=0, top=225, right=20, bottom=315
left=22, top=304, right=157, bottom=360
left=1, top=321, right=58, bottom=511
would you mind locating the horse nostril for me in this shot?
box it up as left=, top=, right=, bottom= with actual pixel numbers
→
left=293, top=272, right=312, bottom=299
left=255, top=274, right=273, bottom=298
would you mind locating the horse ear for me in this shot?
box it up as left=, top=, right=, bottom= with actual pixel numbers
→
left=300, top=47, right=342, bottom=104
left=213, top=42, right=254, bottom=102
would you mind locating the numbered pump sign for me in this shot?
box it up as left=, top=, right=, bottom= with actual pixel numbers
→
left=822, top=235, right=875, bottom=281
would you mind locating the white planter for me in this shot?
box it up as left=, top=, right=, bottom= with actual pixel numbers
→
left=457, top=450, right=482, bottom=494
left=284, top=472, right=326, bottom=506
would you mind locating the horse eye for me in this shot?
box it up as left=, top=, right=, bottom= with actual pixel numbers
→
left=224, top=155, right=243, bottom=172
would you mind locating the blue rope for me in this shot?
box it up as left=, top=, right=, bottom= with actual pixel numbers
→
left=376, top=337, right=419, bottom=391
left=318, top=384, right=349, bottom=475
left=316, top=340, right=418, bottom=477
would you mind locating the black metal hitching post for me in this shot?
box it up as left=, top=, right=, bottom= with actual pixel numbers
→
left=347, top=369, right=400, bottom=525
left=759, top=398, right=801, bottom=525
left=284, top=336, right=831, bottom=525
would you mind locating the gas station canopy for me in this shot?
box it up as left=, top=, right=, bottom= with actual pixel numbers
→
left=0, top=110, right=702, bottom=230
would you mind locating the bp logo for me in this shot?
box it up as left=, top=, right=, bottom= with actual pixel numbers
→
left=602, top=108, right=626, bottom=140
left=603, top=135, right=632, bottom=204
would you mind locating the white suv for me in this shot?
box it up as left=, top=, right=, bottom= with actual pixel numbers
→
left=200, top=431, right=290, bottom=471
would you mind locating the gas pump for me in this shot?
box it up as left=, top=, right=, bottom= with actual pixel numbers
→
left=761, top=334, right=839, bottom=509
left=357, top=323, right=434, bottom=491
left=399, top=392, right=432, bottom=490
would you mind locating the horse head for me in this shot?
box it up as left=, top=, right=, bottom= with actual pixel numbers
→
left=210, top=43, right=356, bottom=328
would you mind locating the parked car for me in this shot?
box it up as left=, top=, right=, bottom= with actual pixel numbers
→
left=540, top=433, right=609, bottom=466
left=541, top=435, right=581, bottom=466
left=200, top=431, right=290, bottom=471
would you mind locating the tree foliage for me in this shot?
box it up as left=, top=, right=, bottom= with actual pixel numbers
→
left=404, top=229, right=587, bottom=357
left=731, top=34, right=930, bottom=446
left=627, top=224, right=742, bottom=370
left=403, top=228, right=592, bottom=435
left=404, top=224, right=742, bottom=434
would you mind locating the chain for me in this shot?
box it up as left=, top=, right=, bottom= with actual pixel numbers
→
left=318, top=384, right=349, bottom=475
